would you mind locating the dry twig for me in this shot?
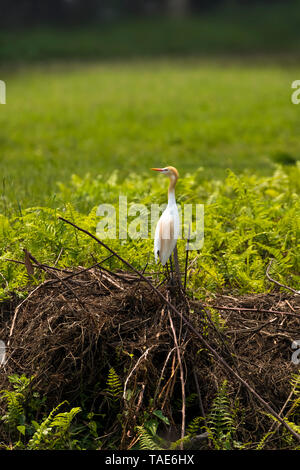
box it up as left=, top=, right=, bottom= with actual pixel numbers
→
left=168, top=308, right=186, bottom=448
left=266, top=259, right=299, bottom=295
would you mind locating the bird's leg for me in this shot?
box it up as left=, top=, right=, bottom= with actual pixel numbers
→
left=165, top=260, right=170, bottom=281
left=173, top=245, right=182, bottom=289
left=169, top=256, right=174, bottom=285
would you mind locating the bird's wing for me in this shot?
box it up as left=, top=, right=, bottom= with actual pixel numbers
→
left=154, top=219, right=161, bottom=264
left=170, top=204, right=180, bottom=240
left=154, top=211, right=177, bottom=266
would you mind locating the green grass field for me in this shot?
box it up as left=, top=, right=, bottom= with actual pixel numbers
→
left=1, top=3, right=300, bottom=210
left=0, top=58, right=299, bottom=211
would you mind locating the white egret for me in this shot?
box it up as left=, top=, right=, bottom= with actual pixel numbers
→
left=152, top=166, right=180, bottom=270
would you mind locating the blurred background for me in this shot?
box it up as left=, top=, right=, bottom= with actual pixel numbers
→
left=0, top=0, right=299, bottom=208
left=0, top=0, right=298, bottom=28
left=1, top=0, right=300, bottom=59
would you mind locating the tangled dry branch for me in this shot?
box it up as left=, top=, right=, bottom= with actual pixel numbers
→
left=0, top=217, right=299, bottom=448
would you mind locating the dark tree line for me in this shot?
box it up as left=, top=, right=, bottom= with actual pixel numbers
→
left=0, top=0, right=292, bottom=27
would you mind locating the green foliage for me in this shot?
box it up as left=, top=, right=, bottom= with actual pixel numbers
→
left=289, top=373, right=300, bottom=410
left=135, top=382, right=244, bottom=451
left=203, top=380, right=244, bottom=450
left=135, top=410, right=170, bottom=450
left=256, top=373, right=300, bottom=450
left=106, top=368, right=123, bottom=402
left=27, top=401, right=81, bottom=450
left=1, top=49, right=300, bottom=212
left=255, top=430, right=276, bottom=450
left=186, top=415, right=204, bottom=436
left=136, top=425, right=164, bottom=451
left=191, top=166, right=300, bottom=294
left=278, top=373, right=300, bottom=449
left=262, top=415, right=300, bottom=450
left=1, top=166, right=298, bottom=300
left=0, top=375, right=82, bottom=450
left=0, top=374, right=32, bottom=430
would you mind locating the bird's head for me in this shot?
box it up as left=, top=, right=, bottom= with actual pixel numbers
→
left=151, top=166, right=179, bottom=181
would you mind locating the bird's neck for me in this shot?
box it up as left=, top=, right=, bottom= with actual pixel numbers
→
left=168, top=178, right=177, bottom=206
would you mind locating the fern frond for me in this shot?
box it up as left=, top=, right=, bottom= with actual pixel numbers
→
left=50, top=407, right=81, bottom=432
left=290, top=374, right=300, bottom=397
left=186, top=416, right=204, bottom=436
left=0, top=374, right=34, bottom=429
left=136, top=425, right=163, bottom=450
left=204, top=380, right=239, bottom=450
left=1, top=390, right=25, bottom=428
left=282, top=418, right=300, bottom=435
left=255, top=430, right=275, bottom=450
left=106, top=368, right=123, bottom=399
left=27, top=401, right=67, bottom=449
left=27, top=401, right=81, bottom=450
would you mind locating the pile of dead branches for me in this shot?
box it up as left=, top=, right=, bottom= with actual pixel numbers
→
left=0, top=218, right=299, bottom=449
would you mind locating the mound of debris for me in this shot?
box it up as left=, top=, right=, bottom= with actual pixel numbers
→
left=0, top=261, right=299, bottom=448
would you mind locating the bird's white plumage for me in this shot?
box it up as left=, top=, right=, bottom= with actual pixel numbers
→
left=154, top=204, right=179, bottom=265
left=152, top=166, right=179, bottom=266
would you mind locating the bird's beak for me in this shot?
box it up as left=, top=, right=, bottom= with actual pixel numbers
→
left=151, top=168, right=164, bottom=172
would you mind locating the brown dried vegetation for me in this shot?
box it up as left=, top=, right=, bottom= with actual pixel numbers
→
left=0, top=261, right=299, bottom=448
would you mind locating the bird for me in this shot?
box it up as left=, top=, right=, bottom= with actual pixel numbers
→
left=152, top=166, right=180, bottom=268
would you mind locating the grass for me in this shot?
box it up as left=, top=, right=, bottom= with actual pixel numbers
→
left=1, top=3, right=300, bottom=210
left=0, top=58, right=299, bottom=212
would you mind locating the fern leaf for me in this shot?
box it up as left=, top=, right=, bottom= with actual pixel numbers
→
left=136, top=426, right=163, bottom=450
left=106, top=368, right=123, bottom=399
